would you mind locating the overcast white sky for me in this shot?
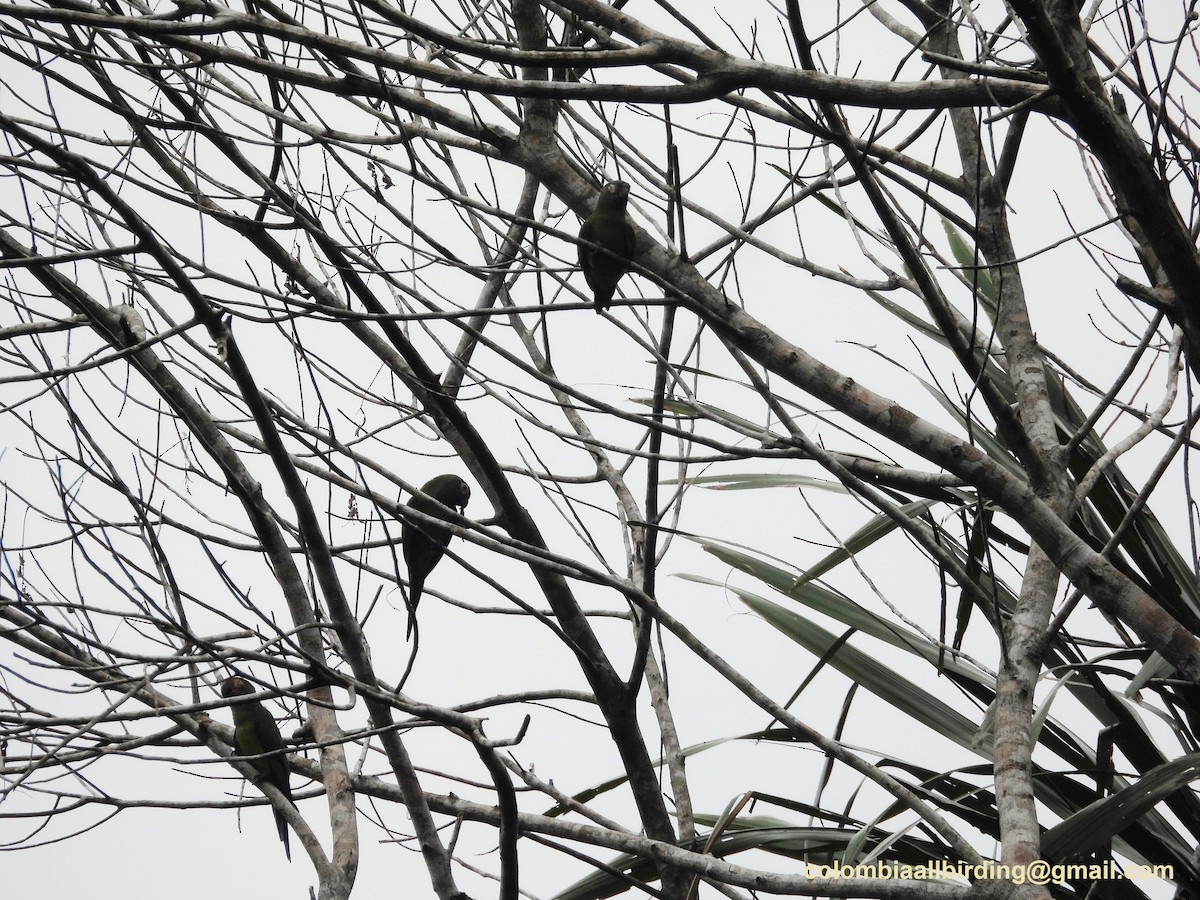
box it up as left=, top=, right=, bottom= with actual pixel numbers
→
left=1, top=1, right=1195, bottom=898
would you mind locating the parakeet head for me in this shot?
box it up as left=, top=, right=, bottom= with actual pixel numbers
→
left=596, top=180, right=630, bottom=212
left=221, top=675, right=255, bottom=699
left=423, top=473, right=471, bottom=514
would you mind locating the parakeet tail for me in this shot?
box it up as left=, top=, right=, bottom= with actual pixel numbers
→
left=275, top=807, right=291, bottom=862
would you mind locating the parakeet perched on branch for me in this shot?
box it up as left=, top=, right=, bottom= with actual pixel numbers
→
left=402, top=474, right=471, bottom=637
left=578, top=180, right=637, bottom=312
left=221, top=676, right=293, bottom=861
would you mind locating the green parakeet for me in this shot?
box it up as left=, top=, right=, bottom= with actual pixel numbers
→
left=221, top=676, right=293, bottom=861
left=578, top=180, right=637, bottom=312
left=402, top=474, right=471, bottom=637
